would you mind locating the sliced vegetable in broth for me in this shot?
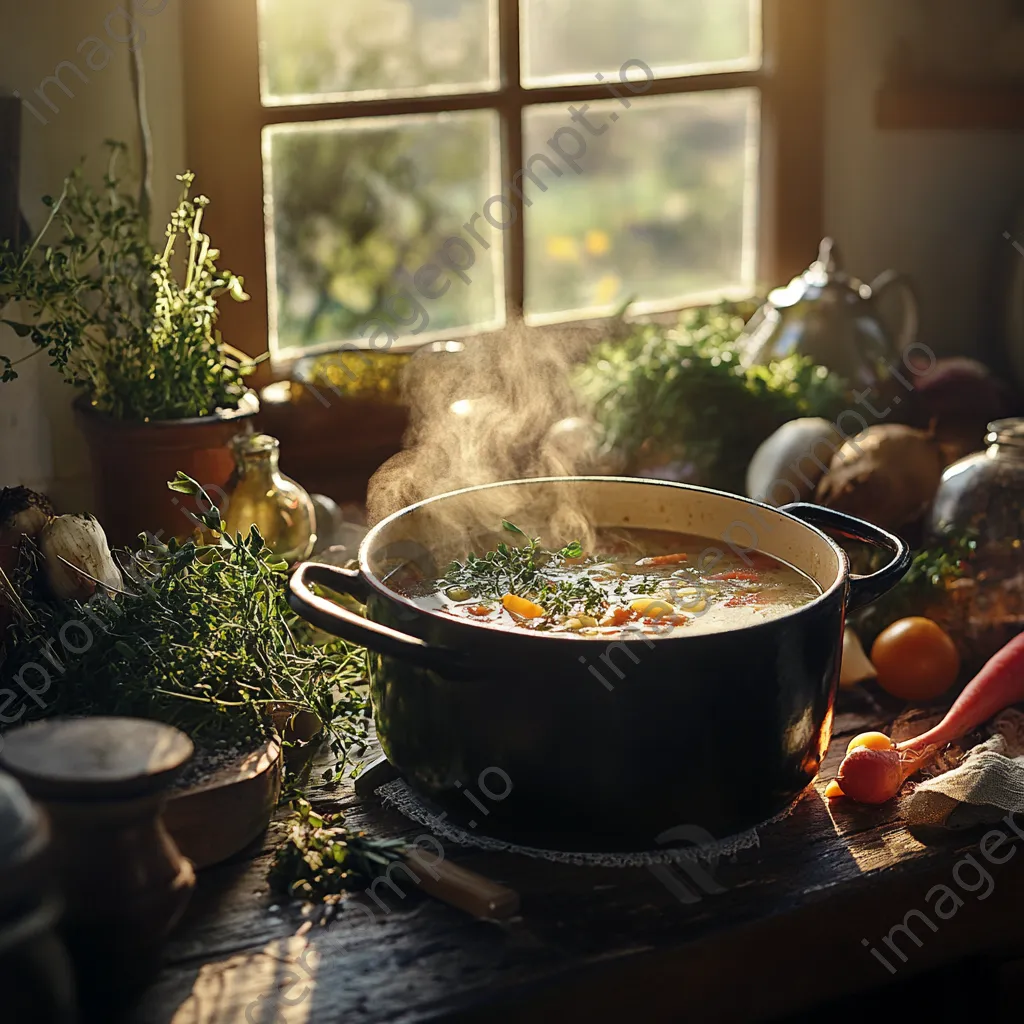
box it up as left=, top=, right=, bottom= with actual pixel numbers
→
left=389, top=522, right=821, bottom=637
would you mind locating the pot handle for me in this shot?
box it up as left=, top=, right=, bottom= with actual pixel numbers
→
left=780, top=504, right=912, bottom=612
left=288, top=562, right=477, bottom=681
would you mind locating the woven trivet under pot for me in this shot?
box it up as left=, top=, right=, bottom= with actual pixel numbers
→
left=371, top=776, right=805, bottom=869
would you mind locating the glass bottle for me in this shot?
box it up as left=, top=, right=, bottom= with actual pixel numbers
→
left=225, top=434, right=316, bottom=564
left=927, top=418, right=1024, bottom=664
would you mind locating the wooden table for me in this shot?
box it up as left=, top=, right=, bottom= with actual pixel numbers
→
left=134, top=704, right=1024, bottom=1024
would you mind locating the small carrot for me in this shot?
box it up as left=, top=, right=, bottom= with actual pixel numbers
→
left=712, top=570, right=760, bottom=582
left=636, top=553, right=688, bottom=567
left=725, top=593, right=762, bottom=607
left=896, top=630, right=1024, bottom=756
left=835, top=745, right=934, bottom=805
left=836, top=631, right=1024, bottom=805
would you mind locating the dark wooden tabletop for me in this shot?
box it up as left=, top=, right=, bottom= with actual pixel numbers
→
left=134, top=701, right=1024, bottom=1024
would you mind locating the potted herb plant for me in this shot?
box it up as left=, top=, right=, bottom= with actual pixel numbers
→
left=0, top=143, right=261, bottom=545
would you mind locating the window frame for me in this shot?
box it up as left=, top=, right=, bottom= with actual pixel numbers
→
left=182, top=0, right=824, bottom=369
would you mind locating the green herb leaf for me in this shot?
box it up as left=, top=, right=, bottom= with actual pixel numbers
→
left=1, top=320, right=34, bottom=338
left=559, top=540, right=583, bottom=559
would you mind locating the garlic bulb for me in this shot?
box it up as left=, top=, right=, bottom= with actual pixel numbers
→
left=840, top=628, right=876, bottom=689
left=39, top=514, right=122, bottom=600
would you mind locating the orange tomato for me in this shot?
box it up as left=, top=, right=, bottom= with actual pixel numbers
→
left=870, top=617, right=960, bottom=702
left=824, top=779, right=845, bottom=799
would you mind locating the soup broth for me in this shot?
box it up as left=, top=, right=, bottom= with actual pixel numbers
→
left=389, top=522, right=821, bottom=638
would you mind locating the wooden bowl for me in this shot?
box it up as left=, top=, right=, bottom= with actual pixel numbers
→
left=163, top=736, right=282, bottom=870
left=162, top=709, right=323, bottom=869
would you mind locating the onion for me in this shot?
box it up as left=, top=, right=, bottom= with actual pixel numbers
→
left=746, top=418, right=843, bottom=504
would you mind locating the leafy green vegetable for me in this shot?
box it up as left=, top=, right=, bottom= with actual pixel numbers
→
left=575, top=304, right=848, bottom=493
left=0, top=475, right=367, bottom=776
left=268, top=798, right=409, bottom=903
left=0, top=142, right=259, bottom=420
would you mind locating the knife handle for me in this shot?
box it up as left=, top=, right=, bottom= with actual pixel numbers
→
left=405, top=848, right=520, bottom=920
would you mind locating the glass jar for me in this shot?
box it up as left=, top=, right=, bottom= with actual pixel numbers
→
left=927, top=418, right=1024, bottom=664
left=224, top=434, right=316, bottom=564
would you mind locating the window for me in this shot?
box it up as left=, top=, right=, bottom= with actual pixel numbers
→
left=183, top=0, right=823, bottom=364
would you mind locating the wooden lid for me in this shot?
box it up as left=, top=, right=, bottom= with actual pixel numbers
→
left=0, top=718, right=194, bottom=801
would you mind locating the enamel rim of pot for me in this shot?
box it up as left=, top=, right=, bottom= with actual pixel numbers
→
left=288, top=477, right=911, bottom=677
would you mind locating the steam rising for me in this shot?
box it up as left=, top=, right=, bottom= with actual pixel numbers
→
left=367, top=322, right=602, bottom=552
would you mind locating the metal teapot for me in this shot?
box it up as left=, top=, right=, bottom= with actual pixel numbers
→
left=741, top=238, right=918, bottom=399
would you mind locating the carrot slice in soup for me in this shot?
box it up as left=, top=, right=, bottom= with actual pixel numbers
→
left=636, top=553, right=688, bottom=567
left=502, top=594, right=546, bottom=619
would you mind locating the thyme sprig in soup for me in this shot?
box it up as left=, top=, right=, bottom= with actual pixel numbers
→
left=393, top=521, right=821, bottom=637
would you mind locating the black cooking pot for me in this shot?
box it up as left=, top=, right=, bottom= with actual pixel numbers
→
left=289, top=478, right=910, bottom=846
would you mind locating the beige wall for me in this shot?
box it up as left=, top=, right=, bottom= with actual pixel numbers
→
left=0, top=0, right=185, bottom=510
left=824, top=0, right=1024, bottom=363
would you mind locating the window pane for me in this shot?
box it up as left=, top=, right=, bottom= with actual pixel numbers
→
left=522, top=90, right=759, bottom=322
left=264, top=112, right=503, bottom=358
left=258, top=0, right=499, bottom=104
left=521, top=0, right=760, bottom=86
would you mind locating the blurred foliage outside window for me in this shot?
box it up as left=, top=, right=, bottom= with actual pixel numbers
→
left=258, top=0, right=761, bottom=359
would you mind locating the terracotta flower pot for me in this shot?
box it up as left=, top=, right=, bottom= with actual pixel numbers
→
left=74, top=392, right=259, bottom=548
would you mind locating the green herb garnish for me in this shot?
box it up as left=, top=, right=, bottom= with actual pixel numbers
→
left=441, top=522, right=654, bottom=621
left=537, top=575, right=606, bottom=617
left=268, top=799, right=409, bottom=903
left=443, top=522, right=545, bottom=600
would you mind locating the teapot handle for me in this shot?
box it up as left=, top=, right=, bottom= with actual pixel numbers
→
left=868, top=269, right=919, bottom=356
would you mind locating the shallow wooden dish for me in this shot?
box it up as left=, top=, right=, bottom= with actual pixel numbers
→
left=163, top=708, right=323, bottom=870
left=163, top=736, right=283, bottom=870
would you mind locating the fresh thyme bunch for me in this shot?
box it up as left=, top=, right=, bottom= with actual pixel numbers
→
left=0, top=142, right=258, bottom=420
left=0, top=475, right=368, bottom=772
left=268, top=799, right=409, bottom=902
